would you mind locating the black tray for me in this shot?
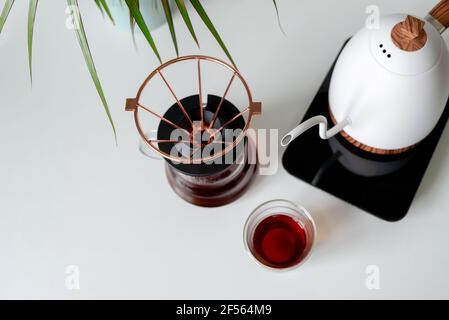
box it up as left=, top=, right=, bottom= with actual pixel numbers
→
left=282, top=40, right=449, bottom=222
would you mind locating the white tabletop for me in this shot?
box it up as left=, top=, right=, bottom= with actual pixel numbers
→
left=1, top=0, right=449, bottom=299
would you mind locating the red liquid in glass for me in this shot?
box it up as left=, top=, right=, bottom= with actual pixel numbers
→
left=252, top=214, right=307, bottom=269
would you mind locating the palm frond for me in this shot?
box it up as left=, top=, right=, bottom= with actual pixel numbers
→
left=27, top=0, right=39, bottom=83
left=123, top=0, right=138, bottom=48
left=125, top=0, right=161, bottom=63
left=161, top=0, right=178, bottom=56
left=129, top=9, right=137, bottom=48
left=94, top=0, right=104, bottom=16
left=67, top=0, right=117, bottom=141
left=1, top=0, right=280, bottom=140
left=189, top=0, right=235, bottom=66
left=0, top=0, right=15, bottom=34
left=273, top=0, right=285, bottom=34
left=99, top=0, right=115, bottom=24
left=175, top=0, right=199, bottom=47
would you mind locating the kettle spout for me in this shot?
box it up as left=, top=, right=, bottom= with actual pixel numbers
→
left=281, top=115, right=351, bottom=147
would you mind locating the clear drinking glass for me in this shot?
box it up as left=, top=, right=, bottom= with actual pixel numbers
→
left=244, top=199, right=317, bottom=271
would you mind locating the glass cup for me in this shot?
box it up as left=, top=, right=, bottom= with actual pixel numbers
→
left=244, top=199, right=317, bottom=271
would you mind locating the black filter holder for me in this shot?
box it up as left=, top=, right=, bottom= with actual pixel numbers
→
left=158, top=94, right=246, bottom=177
left=282, top=40, right=449, bottom=222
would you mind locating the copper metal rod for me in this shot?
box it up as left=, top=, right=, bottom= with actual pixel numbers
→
left=197, top=59, right=204, bottom=130
left=148, top=139, right=191, bottom=143
left=137, top=103, right=187, bottom=133
left=208, top=107, right=250, bottom=141
left=157, top=70, right=194, bottom=127
left=190, top=140, right=233, bottom=161
left=208, top=72, right=236, bottom=129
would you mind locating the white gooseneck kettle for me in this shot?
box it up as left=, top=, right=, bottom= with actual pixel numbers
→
left=282, top=0, right=449, bottom=155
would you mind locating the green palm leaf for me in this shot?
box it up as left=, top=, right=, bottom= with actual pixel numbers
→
left=272, top=0, right=285, bottom=34
left=27, top=0, right=38, bottom=83
left=126, top=0, right=138, bottom=48
left=67, top=0, right=116, bottom=141
left=99, top=0, right=115, bottom=24
left=161, top=0, right=178, bottom=56
left=189, top=0, right=235, bottom=66
left=175, top=0, right=198, bottom=47
left=125, top=0, right=161, bottom=63
left=0, top=0, right=14, bottom=34
left=94, top=0, right=104, bottom=16
left=129, top=9, right=137, bottom=48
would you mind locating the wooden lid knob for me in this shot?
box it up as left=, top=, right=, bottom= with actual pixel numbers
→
left=391, top=15, right=427, bottom=51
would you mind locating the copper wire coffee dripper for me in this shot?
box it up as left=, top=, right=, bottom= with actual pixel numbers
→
left=125, top=55, right=262, bottom=207
left=125, top=55, right=261, bottom=165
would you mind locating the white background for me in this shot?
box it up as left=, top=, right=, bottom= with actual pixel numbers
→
left=1, top=0, right=449, bottom=299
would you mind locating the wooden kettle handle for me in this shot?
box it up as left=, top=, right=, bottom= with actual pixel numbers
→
left=430, top=0, right=449, bottom=28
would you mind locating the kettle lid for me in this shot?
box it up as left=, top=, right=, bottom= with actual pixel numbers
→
left=370, top=14, right=443, bottom=75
